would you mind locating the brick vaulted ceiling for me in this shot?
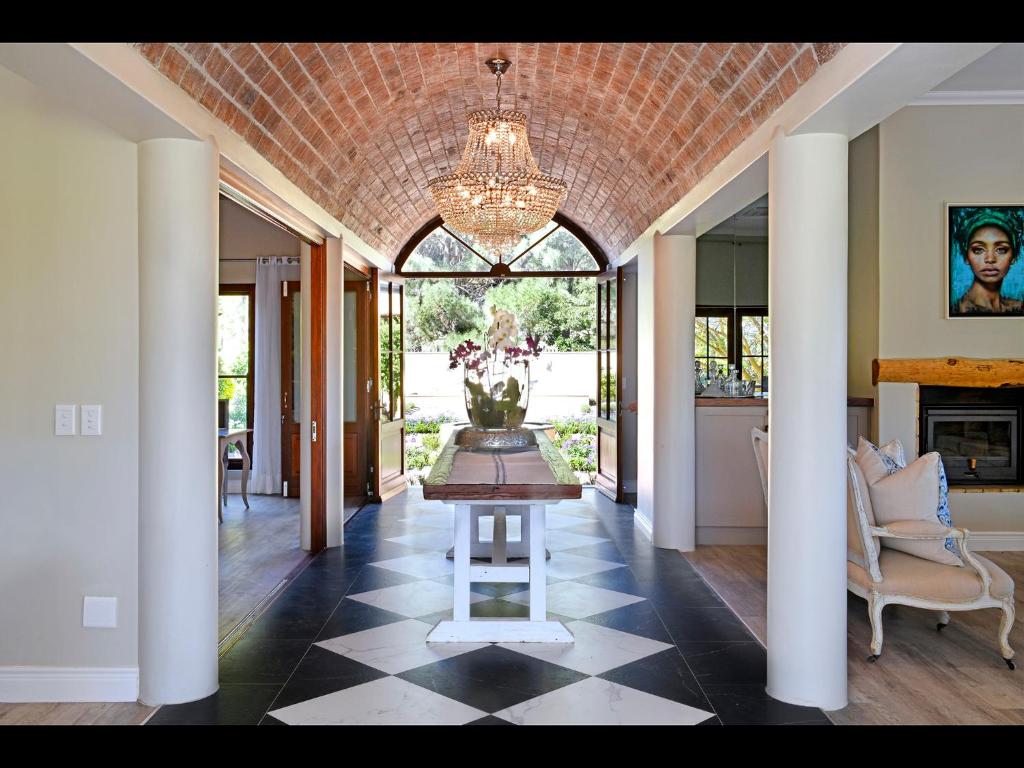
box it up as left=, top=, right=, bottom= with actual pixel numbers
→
left=133, top=42, right=845, bottom=259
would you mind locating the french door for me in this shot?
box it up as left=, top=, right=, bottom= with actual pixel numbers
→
left=595, top=268, right=623, bottom=501
left=280, top=280, right=301, bottom=497
left=343, top=276, right=371, bottom=502
left=372, top=270, right=407, bottom=501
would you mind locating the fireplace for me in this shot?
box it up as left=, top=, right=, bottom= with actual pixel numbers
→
left=920, top=386, right=1023, bottom=486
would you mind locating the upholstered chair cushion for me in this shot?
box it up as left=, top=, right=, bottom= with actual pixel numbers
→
left=848, top=550, right=1013, bottom=602
left=868, top=452, right=963, bottom=566
left=846, top=452, right=880, bottom=577
left=855, top=437, right=905, bottom=485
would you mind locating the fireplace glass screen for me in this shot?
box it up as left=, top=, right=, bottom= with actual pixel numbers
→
left=925, top=408, right=1018, bottom=484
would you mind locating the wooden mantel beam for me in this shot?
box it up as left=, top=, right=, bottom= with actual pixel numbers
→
left=873, top=357, right=1024, bottom=388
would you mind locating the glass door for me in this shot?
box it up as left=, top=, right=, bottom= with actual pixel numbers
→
left=595, top=268, right=623, bottom=501
left=373, top=270, right=407, bottom=500
left=280, top=281, right=301, bottom=497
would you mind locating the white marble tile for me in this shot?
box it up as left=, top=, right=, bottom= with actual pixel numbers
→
left=545, top=511, right=595, bottom=529
left=500, top=581, right=644, bottom=620
left=347, top=580, right=487, bottom=618
left=385, top=529, right=454, bottom=551
left=544, top=529, right=611, bottom=551
left=492, top=677, right=715, bottom=725
left=268, top=676, right=487, bottom=726
left=497, top=620, right=671, bottom=675
left=316, top=619, right=487, bottom=674
left=545, top=551, right=628, bottom=581
left=368, top=552, right=454, bottom=579
left=551, top=500, right=597, bottom=518
left=397, top=511, right=452, bottom=530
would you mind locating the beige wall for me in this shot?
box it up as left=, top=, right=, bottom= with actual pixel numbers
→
left=0, top=65, right=140, bottom=668
left=219, top=196, right=300, bottom=284
left=847, top=126, right=880, bottom=433
left=878, top=106, right=1024, bottom=358
left=876, top=105, right=1024, bottom=535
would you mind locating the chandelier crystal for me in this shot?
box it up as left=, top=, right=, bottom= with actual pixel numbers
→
left=428, top=58, right=567, bottom=257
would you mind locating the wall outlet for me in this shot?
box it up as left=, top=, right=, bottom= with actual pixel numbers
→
left=83, top=596, right=117, bottom=628
left=55, top=405, right=76, bottom=436
left=81, top=404, right=102, bottom=436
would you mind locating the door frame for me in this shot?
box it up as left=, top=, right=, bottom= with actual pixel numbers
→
left=280, top=280, right=301, bottom=497
left=372, top=269, right=407, bottom=502
left=595, top=267, right=624, bottom=502
left=309, top=241, right=327, bottom=552
left=343, top=271, right=373, bottom=506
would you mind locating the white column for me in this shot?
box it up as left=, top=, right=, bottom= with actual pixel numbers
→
left=138, top=137, right=219, bottom=705
left=299, top=241, right=312, bottom=550
left=766, top=128, right=848, bottom=710
left=324, top=236, right=344, bottom=547
left=636, top=234, right=696, bottom=550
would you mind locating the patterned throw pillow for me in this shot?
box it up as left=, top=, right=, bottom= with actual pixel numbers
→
left=856, top=438, right=962, bottom=566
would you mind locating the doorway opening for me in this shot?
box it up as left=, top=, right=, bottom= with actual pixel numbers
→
left=216, top=194, right=309, bottom=644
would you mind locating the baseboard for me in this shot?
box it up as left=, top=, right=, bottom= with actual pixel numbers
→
left=967, top=531, right=1024, bottom=552
left=0, top=666, right=139, bottom=703
left=633, top=508, right=653, bottom=541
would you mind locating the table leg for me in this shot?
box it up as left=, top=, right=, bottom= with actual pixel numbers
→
left=529, top=504, right=546, bottom=621
left=236, top=438, right=251, bottom=509
left=453, top=503, right=471, bottom=622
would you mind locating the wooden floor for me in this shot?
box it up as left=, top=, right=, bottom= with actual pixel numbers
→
left=685, top=545, right=1024, bottom=725
left=0, top=702, right=155, bottom=726
left=219, top=493, right=306, bottom=640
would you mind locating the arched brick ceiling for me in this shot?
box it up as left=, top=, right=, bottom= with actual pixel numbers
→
left=134, top=42, right=844, bottom=259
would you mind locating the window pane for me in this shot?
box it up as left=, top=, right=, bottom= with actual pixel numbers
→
left=404, top=228, right=491, bottom=272
left=291, top=289, right=301, bottom=423
left=742, top=315, right=762, bottom=356
left=514, top=226, right=599, bottom=272
left=218, top=376, right=248, bottom=433
left=707, top=357, right=728, bottom=380
left=217, top=294, right=249, bottom=376
left=707, top=316, right=729, bottom=359
left=393, top=286, right=403, bottom=419
left=741, top=356, right=764, bottom=383
left=695, top=317, right=708, bottom=356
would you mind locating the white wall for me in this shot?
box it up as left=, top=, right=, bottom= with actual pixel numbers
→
left=0, top=65, right=140, bottom=682
left=877, top=105, right=1024, bottom=535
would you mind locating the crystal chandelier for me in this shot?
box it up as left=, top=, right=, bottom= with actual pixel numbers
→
left=428, top=58, right=568, bottom=256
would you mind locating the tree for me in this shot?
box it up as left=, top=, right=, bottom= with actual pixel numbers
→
left=484, top=280, right=595, bottom=351
left=405, top=281, right=485, bottom=352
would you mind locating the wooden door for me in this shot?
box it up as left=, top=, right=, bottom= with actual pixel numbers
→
left=372, top=270, right=407, bottom=501
left=343, top=278, right=370, bottom=501
left=280, top=280, right=301, bottom=497
left=595, top=268, right=623, bottom=501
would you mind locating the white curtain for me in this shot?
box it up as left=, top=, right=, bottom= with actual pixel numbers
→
left=251, top=257, right=288, bottom=494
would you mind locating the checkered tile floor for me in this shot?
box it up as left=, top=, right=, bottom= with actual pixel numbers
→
left=148, top=489, right=831, bottom=726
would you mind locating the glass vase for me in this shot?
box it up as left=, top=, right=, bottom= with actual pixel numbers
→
left=464, top=359, right=530, bottom=429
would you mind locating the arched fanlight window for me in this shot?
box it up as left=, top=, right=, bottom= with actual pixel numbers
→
left=395, top=212, right=607, bottom=278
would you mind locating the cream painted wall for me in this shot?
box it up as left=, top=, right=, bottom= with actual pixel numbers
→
left=877, top=105, right=1024, bottom=535
left=0, top=65, right=140, bottom=669
left=218, top=196, right=300, bottom=284
left=847, top=126, right=880, bottom=437
left=878, top=106, right=1024, bottom=358
left=695, top=236, right=768, bottom=306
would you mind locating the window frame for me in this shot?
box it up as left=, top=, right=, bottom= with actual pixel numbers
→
left=218, top=283, right=255, bottom=469
left=695, top=304, right=769, bottom=382
left=393, top=212, right=608, bottom=279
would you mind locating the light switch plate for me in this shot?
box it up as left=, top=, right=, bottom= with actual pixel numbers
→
left=83, top=596, right=117, bottom=628
left=55, top=405, right=76, bottom=436
left=81, top=404, right=102, bottom=436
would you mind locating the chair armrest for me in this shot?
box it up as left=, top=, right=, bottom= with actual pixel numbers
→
left=870, top=520, right=965, bottom=541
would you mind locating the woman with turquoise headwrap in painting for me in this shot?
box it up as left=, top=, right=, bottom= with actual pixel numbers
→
left=950, top=206, right=1024, bottom=315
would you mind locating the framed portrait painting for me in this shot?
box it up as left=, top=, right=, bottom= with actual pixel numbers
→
left=946, top=203, right=1024, bottom=318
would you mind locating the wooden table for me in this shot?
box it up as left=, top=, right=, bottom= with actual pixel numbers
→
left=422, top=428, right=581, bottom=643
left=218, top=428, right=252, bottom=524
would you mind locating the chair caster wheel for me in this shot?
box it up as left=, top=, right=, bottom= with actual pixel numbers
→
left=1006, top=659, right=1015, bottom=671
left=867, top=654, right=880, bottom=663
left=936, top=622, right=946, bottom=632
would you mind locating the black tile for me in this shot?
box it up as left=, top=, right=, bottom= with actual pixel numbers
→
left=657, top=606, right=755, bottom=643
left=315, top=598, right=409, bottom=641
left=467, top=714, right=516, bottom=725
left=557, top=541, right=628, bottom=563
left=679, top=642, right=767, bottom=685
left=345, top=565, right=424, bottom=594
left=146, top=684, right=282, bottom=725
left=581, top=600, right=673, bottom=643
left=267, top=646, right=387, bottom=710
left=396, top=645, right=587, bottom=713
left=571, top=567, right=648, bottom=597
left=469, top=580, right=529, bottom=598
left=637, top=575, right=724, bottom=608
left=259, top=713, right=288, bottom=726
left=244, top=595, right=340, bottom=640
left=218, top=636, right=311, bottom=684
left=599, top=648, right=713, bottom=712
left=702, top=684, right=832, bottom=725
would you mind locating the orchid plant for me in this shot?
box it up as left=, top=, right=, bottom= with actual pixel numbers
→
left=448, top=306, right=543, bottom=429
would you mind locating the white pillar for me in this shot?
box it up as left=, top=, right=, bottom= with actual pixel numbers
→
left=325, top=236, right=344, bottom=547
left=766, top=129, right=848, bottom=710
left=300, top=242, right=312, bottom=550
left=138, top=137, right=219, bottom=705
left=637, top=234, right=696, bottom=550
